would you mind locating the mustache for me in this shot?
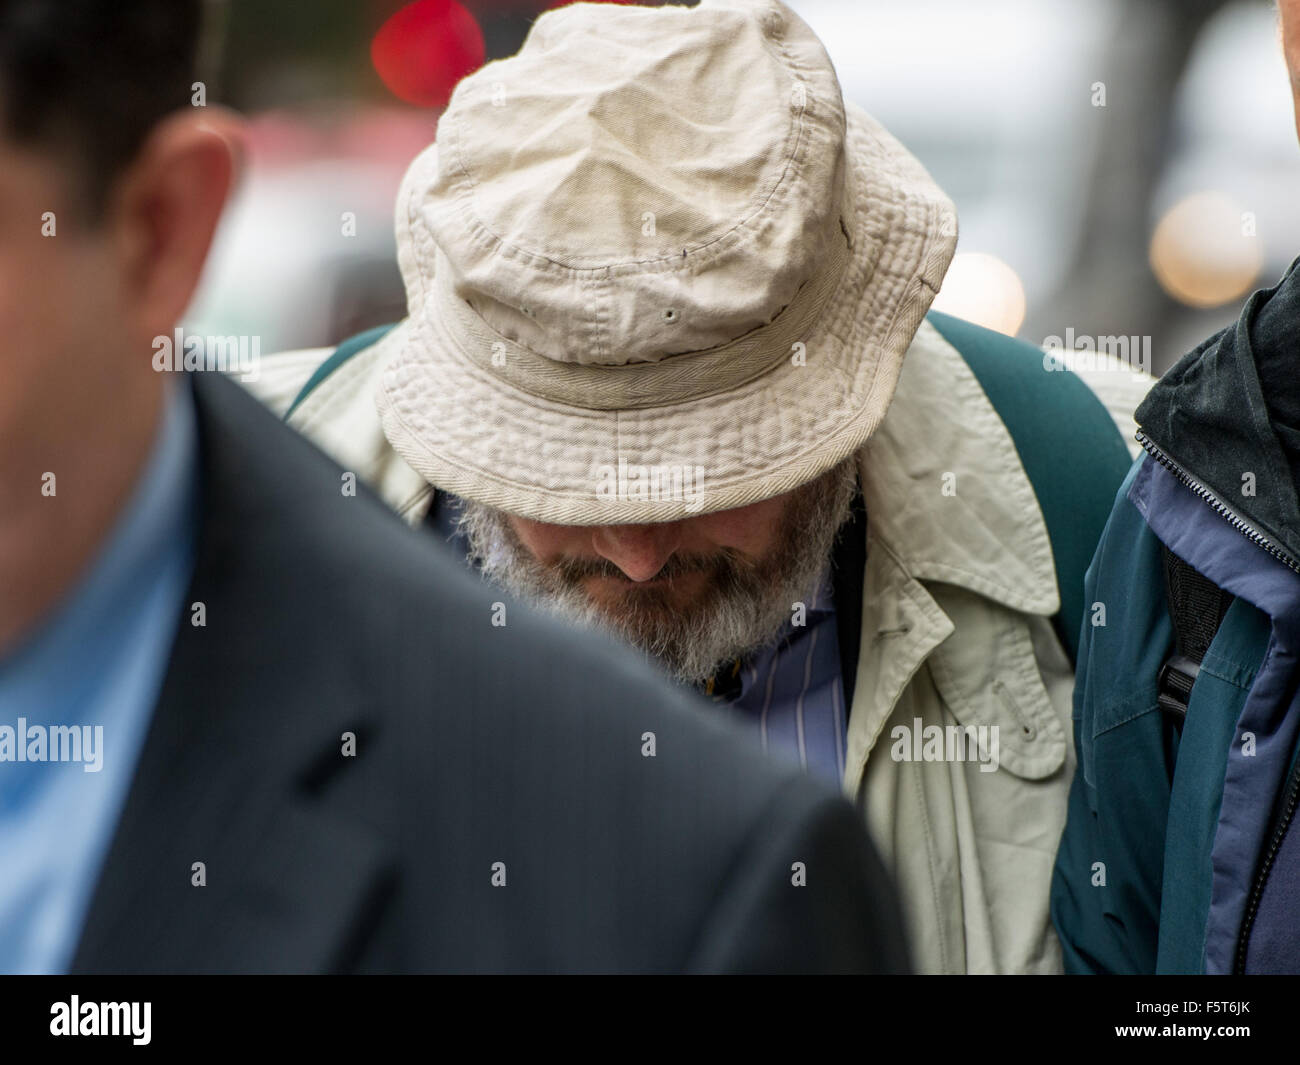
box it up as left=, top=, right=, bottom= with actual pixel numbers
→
left=551, top=546, right=755, bottom=586
left=455, top=454, right=860, bottom=684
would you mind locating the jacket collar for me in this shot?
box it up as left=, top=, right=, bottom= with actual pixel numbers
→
left=286, top=333, right=433, bottom=524
left=843, top=534, right=956, bottom=785
left=839, top=319, right=1062, bottom=777
left=1136, top=258, right=1300, bottom=567
left=857, top=318, right=1058, bottom=618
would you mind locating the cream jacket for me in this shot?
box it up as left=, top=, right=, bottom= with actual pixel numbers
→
left=241, top=319, right=1151, bottom=973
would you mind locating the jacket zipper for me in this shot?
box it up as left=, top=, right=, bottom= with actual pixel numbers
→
left=1137, top=430, right=1300, bottom=576
left=1136, top=429, right=1300, bottom=972
left=1236, top=760, right=1300, bottom=972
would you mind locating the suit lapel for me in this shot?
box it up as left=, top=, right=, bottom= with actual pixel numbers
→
left=71, top=373, right=395, bottom=973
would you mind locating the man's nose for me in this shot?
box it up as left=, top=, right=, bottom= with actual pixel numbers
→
left=591, top=523, right=682, bottom=582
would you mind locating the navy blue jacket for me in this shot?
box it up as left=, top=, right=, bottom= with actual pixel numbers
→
left=1052, top=261, right=1300, bottom=973
left=68, top=371, right=910, bottom=974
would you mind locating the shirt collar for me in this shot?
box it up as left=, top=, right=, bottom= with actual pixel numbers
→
left=0, top=379, right=200, bottom=715
left=704, top=562, right=836, bottom=703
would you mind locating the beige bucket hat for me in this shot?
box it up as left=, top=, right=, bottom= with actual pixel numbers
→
left=374, top=0, right=957, bottom=525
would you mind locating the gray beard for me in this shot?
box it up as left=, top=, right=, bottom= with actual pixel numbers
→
left=455, top=458, right=859, bottom=686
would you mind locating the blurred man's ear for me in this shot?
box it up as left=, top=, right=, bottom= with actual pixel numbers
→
left=109, top=106, right=241, bottom=343
left=1279, top=0, right=1300, bottom=146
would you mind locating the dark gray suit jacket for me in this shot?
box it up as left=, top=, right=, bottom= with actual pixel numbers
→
left=69, top=372, right=909, bottom=973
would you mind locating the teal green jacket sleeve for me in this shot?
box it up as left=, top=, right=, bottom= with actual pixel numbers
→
left=1051, top=460, right=1173, bottom=973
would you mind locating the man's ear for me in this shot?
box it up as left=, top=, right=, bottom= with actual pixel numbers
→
left=109, top=107, right=241, bottom=343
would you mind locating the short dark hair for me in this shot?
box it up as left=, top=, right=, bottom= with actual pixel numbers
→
left=0, top=0, right=203, bottom=217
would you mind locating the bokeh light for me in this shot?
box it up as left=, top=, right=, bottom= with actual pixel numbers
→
left=371, top=0, right=485, bottom=109
left=931, top=252, right=1028, bottom=337
left=1149, top=191, right=1262, bottom=309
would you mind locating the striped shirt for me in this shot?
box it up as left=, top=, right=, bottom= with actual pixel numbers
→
left=711, top=571, right=845, bottom=785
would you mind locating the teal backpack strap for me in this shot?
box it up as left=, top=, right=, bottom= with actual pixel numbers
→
left=926, top=311, right=1133, bottom=665
left=283, top=322, right=400, bottom=421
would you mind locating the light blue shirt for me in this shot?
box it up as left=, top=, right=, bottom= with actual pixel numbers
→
left=0, top=381, right=199, bottom=974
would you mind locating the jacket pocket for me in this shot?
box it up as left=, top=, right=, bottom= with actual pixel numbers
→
left=925, top=590, right=1068, bottom=780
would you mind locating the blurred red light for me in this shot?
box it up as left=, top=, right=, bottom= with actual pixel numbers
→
left=371, top=0, right=485, bottom=109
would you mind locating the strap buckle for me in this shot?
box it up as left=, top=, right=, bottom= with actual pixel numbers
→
left=1157, top=654, right=1202, bottom=719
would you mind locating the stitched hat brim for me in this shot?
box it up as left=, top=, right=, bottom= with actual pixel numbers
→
left=375, top=102, right=956, bottom=525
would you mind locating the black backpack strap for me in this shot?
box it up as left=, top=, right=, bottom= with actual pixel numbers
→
left=1157, top=544, right=1233, bottom=719
left=831, top=481, right=868, bottom=713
